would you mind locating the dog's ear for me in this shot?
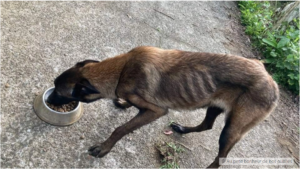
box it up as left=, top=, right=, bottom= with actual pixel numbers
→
left=72, top=79, right=99, bottom=98
left=76, top=60, right=99, bottom=67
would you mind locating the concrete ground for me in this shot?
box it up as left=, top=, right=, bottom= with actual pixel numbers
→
left=1, top=1, right=299, bottom=168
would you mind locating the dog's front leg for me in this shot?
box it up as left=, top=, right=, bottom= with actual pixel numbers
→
left=88, top=94, right=167, bottom=158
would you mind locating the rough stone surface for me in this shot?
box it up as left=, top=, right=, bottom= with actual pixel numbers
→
left=1, top=1, right=298, bottom=168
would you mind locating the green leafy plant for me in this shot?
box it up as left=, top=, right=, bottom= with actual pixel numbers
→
left=239, top=1, right=273, bottom=46
left=262, top=19, right=299, bottom=92
left=238, top=1, right=299, bottom=94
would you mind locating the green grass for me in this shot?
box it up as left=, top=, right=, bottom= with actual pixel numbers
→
left=166, top=142, right=185, bottom=153
left=160, top=159, right=180, bottom=169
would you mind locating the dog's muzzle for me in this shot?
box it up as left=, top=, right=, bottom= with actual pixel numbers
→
left=47, top=90, right=75, bottom=106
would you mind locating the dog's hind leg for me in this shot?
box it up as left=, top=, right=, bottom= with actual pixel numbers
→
left=207, top=115, right=244, bottom=168
left=113, top=98, right=132, bottom=109
left=171, top=107, right=223, bottom=134
left=207, top=97, right=274, bottom=168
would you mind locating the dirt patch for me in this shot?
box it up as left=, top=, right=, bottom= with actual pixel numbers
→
left=273, top=89, right=299, bottom=166
left=220, top=4, right=262, bottom=59
left=155, top=141, right=185, bottom=168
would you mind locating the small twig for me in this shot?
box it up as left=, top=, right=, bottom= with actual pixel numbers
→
left=198, top=143, right=211, bottom=151
left=174, top=141, right=193, bottom=152
left=154, top=9, right=175, bottom=20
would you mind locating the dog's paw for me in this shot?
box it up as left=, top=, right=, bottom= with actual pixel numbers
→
left=113, top=98, right=132, bottom=109
left=170, top=122, right=187, bottom=134
left=88, top=144, right=109, bottom=158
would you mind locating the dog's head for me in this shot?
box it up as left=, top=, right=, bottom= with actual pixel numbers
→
left=47, top=60, right=101, bottom=105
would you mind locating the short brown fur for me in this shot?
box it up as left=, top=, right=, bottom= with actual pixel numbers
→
left=50, top=46, right=279, bottom=168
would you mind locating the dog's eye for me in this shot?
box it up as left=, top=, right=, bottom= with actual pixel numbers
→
left=80, top=87, right=90, bottom=95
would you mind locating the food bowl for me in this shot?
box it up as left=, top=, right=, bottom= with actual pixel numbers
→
left=33, top=87, right=83, bottom=126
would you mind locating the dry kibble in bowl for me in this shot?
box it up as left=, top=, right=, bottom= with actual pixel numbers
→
left=46, top=101, right=77, bottom=112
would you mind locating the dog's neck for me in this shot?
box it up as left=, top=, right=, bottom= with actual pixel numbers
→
left=82, top=54, right=129, bottom=99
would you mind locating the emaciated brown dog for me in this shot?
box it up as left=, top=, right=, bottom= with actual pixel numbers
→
left=47, top=46, right=279, bottom=168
